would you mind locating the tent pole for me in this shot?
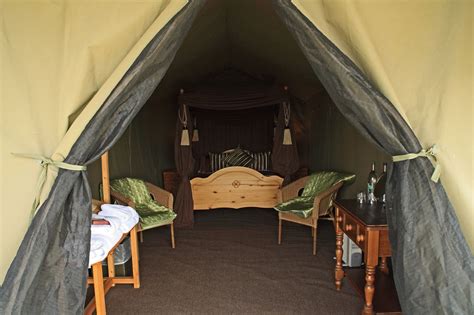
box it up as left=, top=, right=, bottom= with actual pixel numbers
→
left=101, top=152, right=111, bottom=203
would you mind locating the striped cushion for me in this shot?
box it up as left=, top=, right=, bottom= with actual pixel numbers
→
left=209, top=151, right=230, bottom=172
left=210, top=149, right=271, bottom=172
left=249, top=151, right=271, bottom=171
left=223, top=148, right=254, bottom=167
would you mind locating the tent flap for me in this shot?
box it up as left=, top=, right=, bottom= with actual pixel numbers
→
left=0, top=0, right=188, bottom=283
left=0, top=1, right=204, bottom=312
left=290, top=0, right=473, bottom=250
left=273, top=0, right=473, bottom=313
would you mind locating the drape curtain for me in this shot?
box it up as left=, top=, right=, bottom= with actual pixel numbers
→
left=274, top=1, right=473, bottom=314
left=272, top=103, right=299, bottom=184
left=178, top=85, right=286, bottom=110
left=174, top=104, right=195, bottom=228
left=0, top=1, right=204, bottom=313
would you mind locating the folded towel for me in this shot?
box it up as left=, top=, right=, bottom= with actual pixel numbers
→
left=100, top=204, right=139, bottom=222
left=92, top=213, right=105, bottom=220
left=91, top=224, right=116, bottom=237
left=99, top=204, right=139, bottom=233
left=89, top=248, right=106, bottom=267
left=89, top=204, right=139, bottom=267
left=89, top=232, right=122, bottom=267
left=117, top=215, right=139, bottom=233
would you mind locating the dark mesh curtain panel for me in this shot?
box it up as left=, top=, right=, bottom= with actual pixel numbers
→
left=0, top=1, right=204, bottom=314
left=174, top=104, right=195, bottom=228
left=273, top=1, right=473, bottom=314
left=272, top=104, right=299, bottom=183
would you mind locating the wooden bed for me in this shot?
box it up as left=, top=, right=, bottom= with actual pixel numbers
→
left=191, top=166, right=283, bottom=210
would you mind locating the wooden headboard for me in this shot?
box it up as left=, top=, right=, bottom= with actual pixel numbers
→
left=190, top=166, right=283, bottom=210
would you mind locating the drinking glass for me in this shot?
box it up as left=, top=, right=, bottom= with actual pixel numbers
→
left=357, top=192, right=366, bottom=204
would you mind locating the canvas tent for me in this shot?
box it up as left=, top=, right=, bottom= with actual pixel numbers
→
left=1, top=0, right=472, bottom=314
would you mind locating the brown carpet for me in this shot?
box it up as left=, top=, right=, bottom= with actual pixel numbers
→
left=104, top=208, right=361, bottom=314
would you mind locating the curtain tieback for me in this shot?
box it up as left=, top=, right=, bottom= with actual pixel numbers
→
left=392, top=145, right=441, bottom=183
left=12, top=153, right=87, bottom=218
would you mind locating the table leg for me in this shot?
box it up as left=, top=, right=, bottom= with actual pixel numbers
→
left=335, top=228, right=344, bottom=290
left=106, top=252, right=115, bottom=287
left=92, top=262, right=106, bottom=315
left=379, top=257, right=389, bottom=275
left=130, top=225, right=141, bottom=289
left=278, top=218, right=282, bottom=244
left=362, top=265, right=376, bottom=315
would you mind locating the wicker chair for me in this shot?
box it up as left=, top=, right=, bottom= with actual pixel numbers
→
left=91, top=199, right=103, bottom=213
left=109, top=178, right=176, bottom=248
left=277, top=177, right=343, bottom=255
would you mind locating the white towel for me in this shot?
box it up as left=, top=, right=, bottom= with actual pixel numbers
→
left=91, top=216, right=122, bottom=235
left=99, top=204, right=139, bottom=233
left=89, top=232, right=122, bottom=267
left=92, top=213, right=105, bottom=220
left=100, top=204, right=139, bottom=222
left=88, top=204, right=139, bottom=267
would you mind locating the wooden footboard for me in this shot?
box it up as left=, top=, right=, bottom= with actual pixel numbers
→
left=191, top=166, right=283, bottom=210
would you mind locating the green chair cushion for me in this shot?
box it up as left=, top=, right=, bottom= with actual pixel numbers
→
left=135, top=203, right=177, bottom=230
left=110, top=178, right=176, bottom=230
left=275, top=171, right=355, bottom=218
left=110, top=178, right=152, bottom=205
left=275, top=196, right=315, bottom=218
left=301, top=171, right=355, bottom=197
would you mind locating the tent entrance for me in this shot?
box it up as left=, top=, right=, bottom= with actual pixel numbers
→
left=2, top=1, right=471, bottom=315
left=91, top=0, right=389, bottom=209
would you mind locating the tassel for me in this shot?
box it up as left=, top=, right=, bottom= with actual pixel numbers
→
left=192, top=129, right=199, bottom=142
left=180, top=128, right=190, bottom=146
left=283, top=128, right=292, bottom=145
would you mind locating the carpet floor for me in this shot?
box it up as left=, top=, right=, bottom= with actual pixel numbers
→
left=104, top=208, right=362, bottom=314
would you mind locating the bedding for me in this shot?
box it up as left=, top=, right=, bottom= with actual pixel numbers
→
left=223, top=147, right=254, bottom=167
left=209, top=151, right=229, bottom=172
left=249, top=151, right=271, bottom=171
left=209, top=147, right=272, bottom=172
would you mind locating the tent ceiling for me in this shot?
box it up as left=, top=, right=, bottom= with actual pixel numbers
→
left=165, top=0, right=325, bottom=101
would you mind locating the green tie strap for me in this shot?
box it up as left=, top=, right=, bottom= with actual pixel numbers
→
left=12, top=153, right=87, bottom=218
left=392, top=145, right=441, bottom=183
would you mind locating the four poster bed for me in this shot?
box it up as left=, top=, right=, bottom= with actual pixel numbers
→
left=173, top=72, right=300, bottom=226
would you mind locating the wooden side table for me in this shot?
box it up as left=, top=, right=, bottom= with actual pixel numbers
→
left=85, top=224, right=141, bottom=315
left=334, top=199, right=400, bottom=315
left=162, top=169, right=180, bottom=197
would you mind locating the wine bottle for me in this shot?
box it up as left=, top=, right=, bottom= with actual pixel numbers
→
left=367, top=162, right=377, bottom=204
left=375, top=163, right=387, bottom=202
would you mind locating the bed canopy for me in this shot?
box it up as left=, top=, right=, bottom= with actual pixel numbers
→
left=173, top=71, right=299, bottom=227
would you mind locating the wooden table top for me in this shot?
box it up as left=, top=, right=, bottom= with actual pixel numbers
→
left=335, top=199, right=388, bottom=228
